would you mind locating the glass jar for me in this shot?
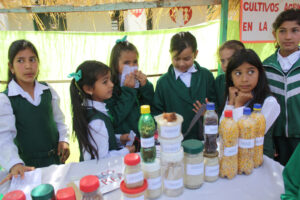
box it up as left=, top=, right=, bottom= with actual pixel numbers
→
left=79, top=175, right=103, bottom=200
left=182, top=139, right=204, bottom=189
left=31, top=184, right=56, bottom=200
left=161, top=148, right=184, bottom=197
left=203, top=103, right=218, bottom=157
left=3, top=190, right=26, bottom=200
left=158, top=134, right=183, bottom=153
left=204, top=154, right=219, bottom=182
left=124, top=153, right=144, bottom=188
left=141, top=159, right=162, bottom=199
left=56, top=187, right=76, bottom=200
left=120, top=179, right=147, bottom=200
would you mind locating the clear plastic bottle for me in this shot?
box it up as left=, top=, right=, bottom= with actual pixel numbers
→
left=238, top=107, right=256, bottom=175
left=251, top=104, right=266, bottom=168
left=219, top=110, right=239, bottom=179
left=56, top=187, right=76, bottom=200
left=138, top=105, right=156, bottom=163
left=31, top=184, right=55, bottom=200
left=124, top=153, right=144, bottom=188
left=3, top=190, right=26, bottom=200
left=203, top=103, right=218, bottom=157
left=79, top=175, right=103, bottom=200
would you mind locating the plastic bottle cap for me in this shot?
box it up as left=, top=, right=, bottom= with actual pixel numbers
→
left=206, top=103, right=215, bottom=110
left=182, top=139, right=204, bottom=154
left=79, top=175, right=100, bottom=193
left=3, top=190, right=26, bottom=200
left=124, top=153, right=141, bottom=166
left=56, top=187, right=76, bottom=200
left=224, top=110, right=233, bottom=118
left=120, top=179, right=148, bottom=194
left=243, top=107, right=251, bottom=115
left=140, top=105, right=150, bottom=114
left=253, top=103, right=262, bottom=110
left=31, top=184, right=55, bottom=200
left=141, top=159, right=160, bottom=172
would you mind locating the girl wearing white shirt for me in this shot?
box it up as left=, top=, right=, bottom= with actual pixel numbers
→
left=0, top=40, right=69, bottom=183
left=221, top=49, right=280, bottom=159
left=69, top=60, right=135, bottom=161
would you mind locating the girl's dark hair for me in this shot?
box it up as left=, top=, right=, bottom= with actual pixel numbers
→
left=109, top=40, right=139, bottom=95
left=70, top=60, right=110, bottom=160
left=170, top=31, right=197, bottom=56
left=7, top=40, right=39, bottom=84
left=224, top=49, right=271, bottom=110
left=218, top=40, right=245, bottom=58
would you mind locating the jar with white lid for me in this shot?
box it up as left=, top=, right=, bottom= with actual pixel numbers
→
left=204, top=154, right=219, bottom=182
left=120, top=179, right=148, bottom=200
left=154, top=113, right=183, bottom=139
left=141, top=159, right=162, bottom=199
left=182, top=139, right=204, bottom=189
left=124, top=153, right=144, bottom=188
left=161, top=147, right=184, bottom=197
left=158, top=134, right=183, bottom=153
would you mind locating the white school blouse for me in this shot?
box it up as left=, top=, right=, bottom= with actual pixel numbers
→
left=83, top=100, right=129, bottom=161
left=0, top=80, right=69, bottom=171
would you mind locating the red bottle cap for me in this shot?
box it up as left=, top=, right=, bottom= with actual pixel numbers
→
left=224, top=110, right=233, bottom=118
left=80, top=175, right=100, bottom=193
left=3, top=190, right=26, bottom=200
left=124, top=153, right=140, bottom=166
left=56, top=187, right=76, bottom=200
left=120, top=179, right=148, bottom=194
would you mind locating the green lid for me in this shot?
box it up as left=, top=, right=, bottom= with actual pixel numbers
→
left=182, top=139, right=204, bottom=154
left=0, top=193, right=3, bottom=200
left=31, top=184, right=55, bottom=200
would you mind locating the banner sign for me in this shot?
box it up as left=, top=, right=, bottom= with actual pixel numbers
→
left=240, top=0, right=300, bottom=43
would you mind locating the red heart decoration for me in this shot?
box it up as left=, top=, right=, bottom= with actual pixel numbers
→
left=169, top=7, right=193, bottom=25
left=130, top=9, right=144, bottom=18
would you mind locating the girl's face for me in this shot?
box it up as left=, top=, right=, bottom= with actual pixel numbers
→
left=90, top=72, right=114, bottom=102
left=231, top=62, right=259, bottom=93
left=220, top=48, right=235, bottom=72
left=171, top=47, right=198, bottom=72
left=273, top=20, right=300, bottom=57
left=9, top=48, right=39, bottom=86
left=118, top=50, right=138, bottom=74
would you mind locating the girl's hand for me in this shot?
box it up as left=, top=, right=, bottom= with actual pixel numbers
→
left=234, top=92, right=253, bottom=108
left=228, top=87, right=239, bottom=105
left=0, top=164, right=35, bottom=185
left=124, top=73, right=135, bottom=88
left=192, top=98, right=209, bottom=114
left=126, top=145, right=136, bottom=153
left=135, top=70, right=147, bottom=87
left=120, top=134, right=130, bottom=145
left=58, top=142, right=70, bottom=164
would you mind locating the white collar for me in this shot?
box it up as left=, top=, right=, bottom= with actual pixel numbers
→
left=174, top=64, right=197, bottom=80
left=277, top=49, right=300, bottom=65
left=8, top=79, right=49, bottom=97
left=87, top=99, right=108, bottom=116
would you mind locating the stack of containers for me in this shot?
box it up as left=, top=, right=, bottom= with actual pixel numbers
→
left=155, top=113, right=184, bottom=197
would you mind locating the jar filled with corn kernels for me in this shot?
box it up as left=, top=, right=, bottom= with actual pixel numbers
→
left=182, top=139, right=204, bottom=189
left=124, top=153, right=144, bottom=188
left=219, top=110, right=239, bottom=179
left=204, top=154, right=219, bottom=182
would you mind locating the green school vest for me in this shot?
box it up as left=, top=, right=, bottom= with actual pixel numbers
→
left=215, top=73, right=226, bottom=117
left=3, top=86, right=60, bottom=168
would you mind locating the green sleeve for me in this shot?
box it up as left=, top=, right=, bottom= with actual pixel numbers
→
left=281, top=144, right=300, bottom=200
left=152, top=78, right=165, bottom=116
left=138, top=80, right=154, bottom=105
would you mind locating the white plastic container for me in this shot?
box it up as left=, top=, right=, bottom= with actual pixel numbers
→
left=154, top=113, right=183, bottom=139
left=158, top=134, right=183, bottom=153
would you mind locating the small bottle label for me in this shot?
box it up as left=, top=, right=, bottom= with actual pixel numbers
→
left=164, top=178, right=183, bottom=189
left=224, top=145, right=238, bottom=156
left=161, top=142, right=181, bottom=153
left=160, top=124, right=181, bottom=138
left=205, top=165, right=219, bottom=177
left=239, top=138, right=255, bottom=149
left=141, top=137, right=155, bottom=148
left=187, top=162, right=204, bottom=175
left=124, top=195, right=145, bottom=200
left=125, top=171, right=144, bottom=184
left=147, top=176, right=162, bottom=190
left=256, top=137, right=264, bottom=146
left=204, top=125, right=218, bottom=134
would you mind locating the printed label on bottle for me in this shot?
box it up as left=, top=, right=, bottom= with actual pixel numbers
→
left=160, top=125, right=181, bottom=138
left=161, top=142, right=181, bottom=153
left=239, top=138, right=255, bottom=149
left=204, top=125, right=218, bottom=134
left=125, top=171, right=144, bottom=184
left=147, top=176, right=162, bottom=190
left=224, top=145, right=238, bottom=156
left=164, top=178, right=183, bottom=189
left=124, top=195, right=145, bottom=200
left=141, top=137, right=155, bottom=148
left=256, top=137, right=264, bottom=146
left=205, top=165, right=219, bottom=177
left=187, top=162, right=204, bottom=175
left=156, top=145, right=161, bottom=158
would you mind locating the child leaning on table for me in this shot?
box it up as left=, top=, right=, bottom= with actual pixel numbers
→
left=0, top=40, right=70, bottom=184
left=69, top=60, right=135, bottom=161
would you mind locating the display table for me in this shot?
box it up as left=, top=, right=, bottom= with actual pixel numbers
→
left=0, top=155, right=284, bottom=200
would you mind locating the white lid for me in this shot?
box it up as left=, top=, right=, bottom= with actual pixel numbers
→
left=160, top=147, right=184, bottom=162
left=158, top=134, right=183, bottom=144
left=141, top=159, right=160, bottom=172
left=154, top=113, right=184, bottom=126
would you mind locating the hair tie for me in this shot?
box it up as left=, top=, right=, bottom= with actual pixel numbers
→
left=68, top=70, right=82, bottom=82
left=116, top=35, right=127, bottom=44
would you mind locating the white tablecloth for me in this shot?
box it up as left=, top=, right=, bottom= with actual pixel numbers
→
left=0, top=155, right=284, bottom=200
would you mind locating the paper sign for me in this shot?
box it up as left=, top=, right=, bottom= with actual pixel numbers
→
left=120, top=65, right=139, bottom=88
left=126, top=130, right=136, bottom=146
